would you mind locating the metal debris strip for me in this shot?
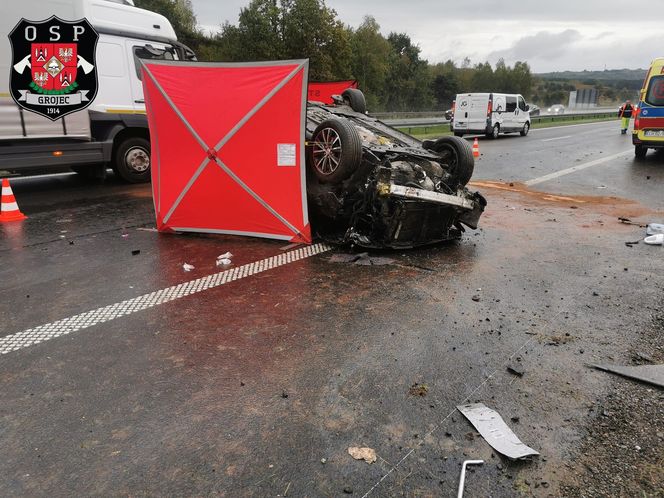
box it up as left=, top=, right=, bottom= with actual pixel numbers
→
left=456, top=403, right=540, bottom=460
left=590, top=364, right=664, bottom=389
left=457, top=460, right=484, bottom=498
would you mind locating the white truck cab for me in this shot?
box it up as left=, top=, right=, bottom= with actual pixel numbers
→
left=0, top=0, right=195, bottom=182
left=452, top=93, right=531, bottom=139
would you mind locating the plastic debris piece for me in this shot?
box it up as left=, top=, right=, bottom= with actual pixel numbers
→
left=348, top=447, right=376, bottom=464
left=644, top=233, right=664, bottom=245
left=590, top=364, right=664, bottom=389
left=216, top=258, right=232, bottom=267
left=182, top=263, right=195, bottom=272
left=131, top=249, right=140, bottom=256
left=457, top=460, right=484, bottom=498
left=457, top=403, right=540, bottom=460
left=646, top=223, right=664, bottom=235
left=217, top=252, right=233, bottom=260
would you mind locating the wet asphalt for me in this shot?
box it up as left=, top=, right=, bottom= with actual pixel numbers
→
left=1, top=120, right=663, bottom=497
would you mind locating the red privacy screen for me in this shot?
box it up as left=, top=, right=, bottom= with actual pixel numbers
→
left=308, top=80, right=358, bottom=104
left=142, top=60, right=311, bottom=243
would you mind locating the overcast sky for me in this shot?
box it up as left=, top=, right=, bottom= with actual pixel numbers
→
left=190, top=0, right=664, bottom=72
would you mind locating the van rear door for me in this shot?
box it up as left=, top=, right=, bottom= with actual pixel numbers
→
left=454, top=94, right=489, bottom=132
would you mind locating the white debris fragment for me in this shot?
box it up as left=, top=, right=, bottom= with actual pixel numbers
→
left=182, top=263, right=195, bottom=272
left=348, top=447, right=377, bottom=464
left=216, top=252, right=234, bottom=267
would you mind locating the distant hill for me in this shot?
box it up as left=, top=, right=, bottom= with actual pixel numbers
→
left=536, top=69, right=646, bottom=82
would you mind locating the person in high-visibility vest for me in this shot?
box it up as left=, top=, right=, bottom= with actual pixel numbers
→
left=618, top=100, right=634, bottom=134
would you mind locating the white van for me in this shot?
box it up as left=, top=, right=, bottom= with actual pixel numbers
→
left=452, top=93, right=531, bottom=139
left=0, top=0, right=196, bottom=182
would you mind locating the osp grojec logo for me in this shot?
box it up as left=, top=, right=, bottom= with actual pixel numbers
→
left=9, top=16, right=98, bottom=120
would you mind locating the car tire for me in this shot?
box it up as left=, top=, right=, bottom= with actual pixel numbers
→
left=426, top=136, right=475, bottom=187
left=520, top=122, right=530, bottom=136
left=114, top=137, right=151, bottom=183
left=308, top=119, right=362, bottom=183
left=489, top=124, right=500, bottom=139
left=341, top=88, right=367, bottom=114
left=635, top=144, right=647, bottom=159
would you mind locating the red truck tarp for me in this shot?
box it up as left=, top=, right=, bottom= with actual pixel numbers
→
left=141, top=60, right=311, bottom=243
left=308, top=80, right=358, bottom=104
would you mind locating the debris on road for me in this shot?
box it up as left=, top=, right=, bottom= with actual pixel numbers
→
left=347, top=446, right=377, bottom=464
left=644, top=234, right=664, bottom=245
left=624, top=240, right=640, bottom=247
left=131, top=249, right=140, bottom=256
left=182, top=263, right=195, bottom=272
left=457, top=459, right=484, bottom=498
left=507, top=364, right=525, bottom=377
left=471, top=294, right=481, bottom=302
left=457, top=403, right=540, bottom=460
left=408, top=383, right=429, bottom=396
left=329, top=253, right=395, bottom=266
left=590, top=364, right=664, bottom=389
left=216, top=252, right=234, bottom=266
left=646, top=223, right=664, bottom=235
left=618, top=217, right=645, bottom=227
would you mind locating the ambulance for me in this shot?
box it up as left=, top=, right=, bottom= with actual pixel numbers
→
left=633, top=57, right=664, bottom=158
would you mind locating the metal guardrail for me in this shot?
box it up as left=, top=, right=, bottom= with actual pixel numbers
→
left=384, top=110, right=618, bottom=132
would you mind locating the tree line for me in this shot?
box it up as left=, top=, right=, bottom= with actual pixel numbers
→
left=136, top=0, right=535, bottom=112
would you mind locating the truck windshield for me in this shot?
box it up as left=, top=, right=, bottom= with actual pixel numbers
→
left=133, top=45, right=176, bottom=80
left=646, top=75, right=664, bottom=106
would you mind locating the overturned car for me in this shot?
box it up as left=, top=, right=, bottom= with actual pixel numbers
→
left=305, top=89, right=486, bottom=249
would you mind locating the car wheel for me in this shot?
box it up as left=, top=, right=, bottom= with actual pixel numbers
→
left=308, top=119, right=362, bottom=183
left=635, top=144, right=647, bottom=159
left=490, top=124, right=500, bottom=139
left=341, top=88, right=367, bottom=114
left=520, top=122, right=530, bottom=136
left=426, top=136, right=475, bottom=187
left=114, top=137, right=151, bottom=183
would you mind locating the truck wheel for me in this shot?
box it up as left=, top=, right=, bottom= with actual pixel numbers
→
left=308, top=119, right=362, bottom=183
left=341, top=89, right=367, bottom=114
left=427, top=136, right=475, bottom=187
left=488, top=124, right=500, bottom=139
left=635, top=144, right=647, bottom=159
left=114, top=137, right=151, bottom=183
left=520, top=122, right=530, bottom=136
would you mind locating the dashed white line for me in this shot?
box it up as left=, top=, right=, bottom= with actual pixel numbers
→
left=524, top=149, right=632, bottom=186
left=541, top=135, right=572, bottom=142
left=0, top=243, right=332, bottom=355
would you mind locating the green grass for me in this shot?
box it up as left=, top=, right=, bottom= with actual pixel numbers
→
left=397, top=115, right=618, bottom=140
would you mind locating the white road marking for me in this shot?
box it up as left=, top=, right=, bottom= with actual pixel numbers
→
left=0, top=243, right=332, bottom=355
left=541, top=135, right=572, bottom=142
left=524, top=150, right=632, bottom=186
left=529, top=120, right=616, bottom=132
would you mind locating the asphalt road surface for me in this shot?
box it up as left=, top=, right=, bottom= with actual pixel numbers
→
left=1, top=120, right=663, bottom=497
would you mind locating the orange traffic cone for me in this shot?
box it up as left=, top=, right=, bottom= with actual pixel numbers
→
left=0, top=178, right=27, bottom=222
left=472, top=138, right=480, bottom=158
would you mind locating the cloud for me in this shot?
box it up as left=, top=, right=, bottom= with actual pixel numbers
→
left=489, top=30, right=582, bottom=62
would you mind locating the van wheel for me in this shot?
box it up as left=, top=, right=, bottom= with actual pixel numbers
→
left=520, top=122, right=530, bottom=136
left=114, top=137, right=151, bottom=183
left=427, top=136, right=475, bottom=187
left=488, top=124, right=500, bottom=139
left=635, top=145, right=647, bottom=159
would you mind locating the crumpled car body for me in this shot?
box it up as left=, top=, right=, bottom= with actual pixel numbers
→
left=305, top=90, right=486, bottom=249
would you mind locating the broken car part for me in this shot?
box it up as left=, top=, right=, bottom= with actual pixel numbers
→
left=457, top=403, right=540, bottom=460
left=590, top=364, right=664, bottom=389
left=457, top=459, right=484, bottom=498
